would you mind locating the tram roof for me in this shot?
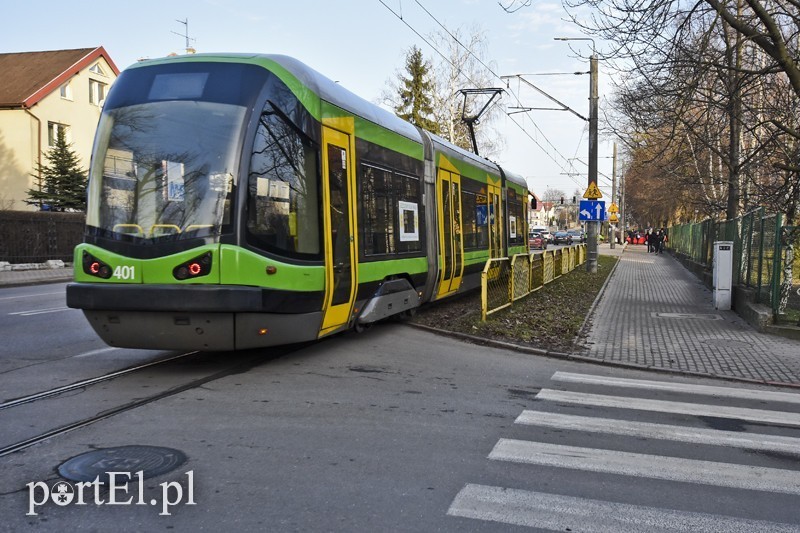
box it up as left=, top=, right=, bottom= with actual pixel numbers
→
left=132, top=53, right=530, bottom=192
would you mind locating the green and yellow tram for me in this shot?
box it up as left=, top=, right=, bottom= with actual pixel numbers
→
left=66, top=54, right=531, bottom=350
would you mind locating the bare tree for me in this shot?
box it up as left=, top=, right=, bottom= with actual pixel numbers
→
left=382, top=25, right=505, bottom=157
left=569, top=0, right=800, bottom=224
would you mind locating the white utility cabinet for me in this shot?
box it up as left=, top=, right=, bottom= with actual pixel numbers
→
left=713, top=241, right=734, bottom=310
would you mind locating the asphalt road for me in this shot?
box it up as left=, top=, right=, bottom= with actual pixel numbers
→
left=1, top=283, right=799, bottom=532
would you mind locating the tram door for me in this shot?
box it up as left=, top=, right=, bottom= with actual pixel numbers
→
left=488, top=181, right=503, bottom=258
left=436, top=168, right=464, bottom=299
left=320, top=125, right=358, bottom=336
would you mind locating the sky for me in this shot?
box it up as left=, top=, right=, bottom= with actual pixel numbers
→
left=2, top=0, right=619, bottom=201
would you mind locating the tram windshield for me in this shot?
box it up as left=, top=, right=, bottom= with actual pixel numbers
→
left=86, top=63, right=266, bottom=241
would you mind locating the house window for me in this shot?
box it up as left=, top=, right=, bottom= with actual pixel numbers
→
left=59, top=81, right=72, bottom=100
left=89, top=79, right=107, bottom=105
left=89, top=63, right=106, bottom=76
left=47, top=122, right=69, bottom=147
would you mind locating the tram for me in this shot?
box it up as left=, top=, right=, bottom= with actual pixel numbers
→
left=66, top=54, right=531, bottom=350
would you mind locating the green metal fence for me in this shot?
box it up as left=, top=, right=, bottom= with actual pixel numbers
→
left=481, top=245, right=587, bottom=321
left=669, top=211, right=799, bottom=324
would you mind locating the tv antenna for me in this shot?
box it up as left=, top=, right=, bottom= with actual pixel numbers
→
left=172, top=18, right=196, bottom=54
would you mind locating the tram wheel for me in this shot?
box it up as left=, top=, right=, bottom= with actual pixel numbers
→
left=354, top=321, right=372, bottom=334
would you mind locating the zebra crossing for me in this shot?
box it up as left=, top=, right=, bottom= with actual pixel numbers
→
left=447, top=371, right=800, bottom=532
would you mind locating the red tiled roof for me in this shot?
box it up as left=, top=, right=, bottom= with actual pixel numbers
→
left=0, top=47, right=119, bottom=108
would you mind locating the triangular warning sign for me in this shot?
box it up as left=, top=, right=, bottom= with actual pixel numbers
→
left=583, top=182, right=603, bottom=199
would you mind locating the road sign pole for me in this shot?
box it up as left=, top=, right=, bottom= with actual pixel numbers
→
left=587, top=54, right=599, bottom=273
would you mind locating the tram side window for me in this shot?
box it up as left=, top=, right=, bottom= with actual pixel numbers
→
left=507, top=189, right=524, bottom=247
left=462, top=191, right=477, bottom=250
left=246, top=105, right=321, bottom=260
left=461, top=188, right=488, bottom=251
left=361, top=164, right=422, bottom=256
left=395, top=171, right=422, bottom=254
left=362, top=165, right=394, bottom=255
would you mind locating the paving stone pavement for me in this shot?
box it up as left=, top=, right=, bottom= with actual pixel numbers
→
left=582, top=244, right=800, bottom=387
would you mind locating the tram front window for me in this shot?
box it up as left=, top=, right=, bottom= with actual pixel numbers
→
left=85, top=62, right=269, bottom=242
left=87, top=101, right=243, bottom=240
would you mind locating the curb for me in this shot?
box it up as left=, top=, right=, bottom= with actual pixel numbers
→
left=407, top=321, right=800, bottom=389
left=572, top=248, right=625, bottom=353
left=0, top=276, right=74, bottom=289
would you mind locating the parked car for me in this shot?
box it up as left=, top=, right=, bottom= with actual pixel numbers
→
left=553, top=231, right=571, bottom=245
left=530, top=227, right=553, bottom=244
left=567, top=229, right=586, bottom=243
left=528, top=232, right=547, bottom=250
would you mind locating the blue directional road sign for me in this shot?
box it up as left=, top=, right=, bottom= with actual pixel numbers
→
left=579, top=200, right=606, bottom=221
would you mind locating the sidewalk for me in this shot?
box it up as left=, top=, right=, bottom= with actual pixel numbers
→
left=0, top=267, right=73, bottom=288
left=582, top=244, right=800, bottom=387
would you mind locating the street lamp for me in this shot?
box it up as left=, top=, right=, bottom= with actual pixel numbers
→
left=555, top=37, right=599, bottom=273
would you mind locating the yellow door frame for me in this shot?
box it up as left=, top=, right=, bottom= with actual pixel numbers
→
left=435, top=159, right=464, bottom=299
left=487, top=176, right=502, bottom=258
left=319, top=120, right=358, bottom=336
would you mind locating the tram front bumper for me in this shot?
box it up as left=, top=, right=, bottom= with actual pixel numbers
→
left=67, top=283, right=323, bottom=351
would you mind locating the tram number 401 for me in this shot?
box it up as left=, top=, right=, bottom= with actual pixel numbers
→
left=113, top=265, right=136, bottom=280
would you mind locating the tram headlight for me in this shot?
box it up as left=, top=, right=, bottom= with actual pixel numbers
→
left=173, top=253, right=212, bottom=280
left=82, top=251, right=112, bottom=279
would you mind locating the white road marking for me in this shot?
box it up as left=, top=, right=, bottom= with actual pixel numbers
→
left=515, top=411, right=800, bottom=454
left=448, top=484, right=800, bottom=532
left=537, top=388, right=800, bottom=427
left=8, top=306, right=71, bottom=316
left=550, top=372, right=800, bottom=404
left=489, top=439, right=800, bottom=495
left=0, top=291, right=62, bottom=301
left=551, top=371, right=800, bottom=404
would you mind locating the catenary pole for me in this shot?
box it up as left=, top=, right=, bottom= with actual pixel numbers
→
left=587, top=53, right=598, bottom=272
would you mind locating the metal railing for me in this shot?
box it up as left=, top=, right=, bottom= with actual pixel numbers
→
left=481, top=245, right=587, bottom=320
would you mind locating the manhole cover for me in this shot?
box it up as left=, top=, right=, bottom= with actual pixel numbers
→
left=651, top=312, right=723, bottom=320
left=58, top=445, right=187, bottom=484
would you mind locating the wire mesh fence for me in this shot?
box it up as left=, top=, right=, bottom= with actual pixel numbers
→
left=669, top=210, right=798, bottom=323
left=482, top=245, right=587, bottom=320
left=482, top=259, right=512, bottom=320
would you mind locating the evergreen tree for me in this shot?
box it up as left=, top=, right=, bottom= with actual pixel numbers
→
left=25, top=128, right=87, bottom=211
left=394, top=46, right=439, bottom=134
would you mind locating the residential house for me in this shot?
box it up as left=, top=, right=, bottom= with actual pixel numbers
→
left=529, top=197, right=555, bottom=230
left=0, top=47, right=119, bottom=210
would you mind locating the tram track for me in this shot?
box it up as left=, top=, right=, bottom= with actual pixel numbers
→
left=0, top=351, right=199, bottom=411
left=0, top=349, right=282, bottom=458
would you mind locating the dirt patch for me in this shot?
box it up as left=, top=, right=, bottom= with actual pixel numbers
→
left=411, top=255, right=618, bottom=353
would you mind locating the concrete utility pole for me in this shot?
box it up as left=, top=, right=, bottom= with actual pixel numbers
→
left=586, top=53, right=599, bottom=273
left=554, top=37, right=600, bottom=273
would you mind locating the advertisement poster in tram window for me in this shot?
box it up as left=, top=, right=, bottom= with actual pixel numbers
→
left=399, top=201, right=419, bottom=242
